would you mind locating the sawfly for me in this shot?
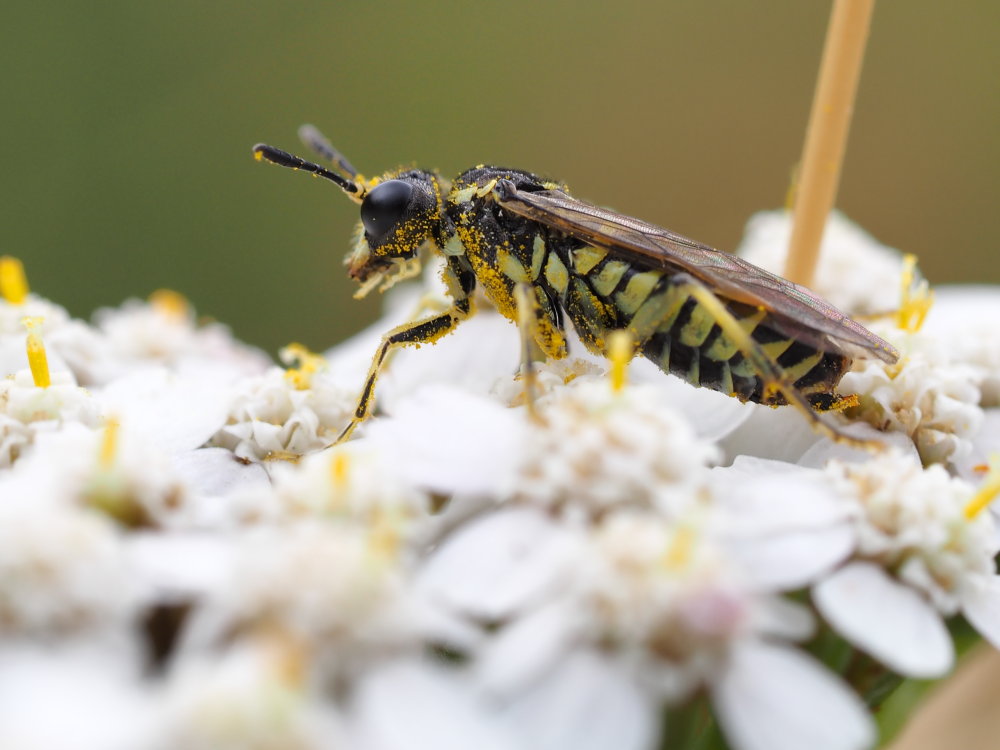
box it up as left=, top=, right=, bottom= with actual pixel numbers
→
left=253, top=126, right=899, bottom=445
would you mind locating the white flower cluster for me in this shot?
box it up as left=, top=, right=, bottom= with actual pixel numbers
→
left=0, top=217, right=997, bottom=750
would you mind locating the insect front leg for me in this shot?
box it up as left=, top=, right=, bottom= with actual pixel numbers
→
left=335, top=302, right=470, bottom=444
left=669, top=274, right=879, bottom=451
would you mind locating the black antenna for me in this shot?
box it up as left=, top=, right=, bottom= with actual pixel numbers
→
left=252, top=143, right=360, bottom=195
left=297, top=124, right=360, bottom=180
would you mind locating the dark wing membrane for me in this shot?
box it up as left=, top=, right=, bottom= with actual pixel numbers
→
left=495, top=181, right=899, bottom=364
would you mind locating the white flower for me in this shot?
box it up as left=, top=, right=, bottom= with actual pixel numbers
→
left=840, top=322, right=984, bottom=465
left=0, top=644, right=152, bottom=750
left=815, top=451, right=1000, bottom=676
left=94, top=294, right=269, bottom=381
left=422, top=507, right=873, bottom=750
left=736, top=209, right=905, bottom=315
left=0, top=293, right=70, bottom=336
left=0, top=496, right=135, bottom=637
left=181, top=520, right=428, bottom=683
left=0, top=369, right=103, bottom=467
left=156, top=636, right=345, bottom=750
left=211, top=364, right=356, bottom=462
left=510, top=379, right=718, bottom=518
left=219, top=441, right=430, bottom=537
left=920, top=286, right=1000, bottom=407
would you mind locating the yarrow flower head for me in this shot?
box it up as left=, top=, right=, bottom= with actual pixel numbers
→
left=814, top=451, right=1000, bottom=676
left=510, top=378, right=719, bottom=518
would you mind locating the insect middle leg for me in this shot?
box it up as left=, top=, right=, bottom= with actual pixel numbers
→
left=335, top=303, right=470, bottom=443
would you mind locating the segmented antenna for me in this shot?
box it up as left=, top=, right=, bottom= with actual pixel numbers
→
left=252, top=143, right=360, bottom=195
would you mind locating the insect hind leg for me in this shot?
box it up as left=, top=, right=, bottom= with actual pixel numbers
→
left=671, top=274, right=878, bottom=451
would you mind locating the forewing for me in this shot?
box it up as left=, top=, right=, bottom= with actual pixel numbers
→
left=495, top=181, right=898, bottom=363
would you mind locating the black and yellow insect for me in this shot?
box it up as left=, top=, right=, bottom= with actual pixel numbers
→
left=253, top=126, right=899, bottom=444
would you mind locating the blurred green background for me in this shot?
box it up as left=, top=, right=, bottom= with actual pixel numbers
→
left=2, top=1, right=997, bottom=357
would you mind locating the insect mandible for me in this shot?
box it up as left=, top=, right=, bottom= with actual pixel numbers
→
left=253, top=126, right=899, bottom=446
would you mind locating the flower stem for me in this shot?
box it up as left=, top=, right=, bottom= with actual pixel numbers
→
left=784, top=0, right=875, bottom=288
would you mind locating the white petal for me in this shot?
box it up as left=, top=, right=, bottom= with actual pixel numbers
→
left=497, top=649, right=656, bottom=750
left=720, top=404, right=822, bottom=464
left=99, top=368, right=231, bottom=454
left=961, top=575, right=1000, bottom=649
left=126, top=531, right=235, bottom=602
left=752, top=595, right=816, bottom=642
left=814, top=561, right=953, bottom=677
left=712, top=641, right=874, bottom=750
left=351, top=659, right=517, bottom=750
left=797, top=422, right=918, bottom=469
left=952, top=408, right=1000, bottom=484
left=475, top=600, right=579, bottom=697
left=728, top=524, right=855, bottom=591
left=417, top=508, right=581, bottom=620
left=364, top=385, right=525, bottom=496
left=170, top=447, right=270, bottom=499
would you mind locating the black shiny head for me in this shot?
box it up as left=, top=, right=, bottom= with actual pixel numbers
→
left=361, top=180, right=414, bottom=243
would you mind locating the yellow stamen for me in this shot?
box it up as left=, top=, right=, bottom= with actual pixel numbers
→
left=367, top=509, right=401, bottom=562
left=23, top=317, right=51, bottom=388
left=663, top=525, right=697, bottom=571
left=149, top=289, right=191, bottom=321
left=330, top=451, right=350, bottom=489
left=280, top=342, right=326, bottom=390
left=99, top=417, right=120, bottom=469
left=0, top=256, right=29, bottom=304
left=896, top=254, right=934, bottom=333
left=964, top=455, right=1000, bottom=521
left=608, top=329, right=634, bottom=393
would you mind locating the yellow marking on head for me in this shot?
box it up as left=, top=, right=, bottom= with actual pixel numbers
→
left=0, top=256, right=29, bottom=305
left=149, top=289, right=190, bottom=320
left=23, top=317, right=50, bottom=388
left=896, top=254, right=933, bottom=333
left=99, top=417, right=120, bottom=469
left=608, top=330, right=634, bottom=392
left=964, top=455, right=1000, bottom=521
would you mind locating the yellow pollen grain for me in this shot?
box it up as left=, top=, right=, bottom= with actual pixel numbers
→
left=0, top=256, right=29, bottom=304
left=608, top=329, right=634, bottom=392
left=663, top=526, right=697, bottom=571
left=896, top=254, right=933, bottom=333
left=280, top=342, right=325, bottom=390
left=149, top=289, right=190, bottom=321
left=99, top=417, right=120, bottom=469
left=23, top=317, right=51, bottom=388
left=964, top=455, right=1000, bottom=521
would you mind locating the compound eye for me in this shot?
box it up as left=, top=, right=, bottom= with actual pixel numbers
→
left=360, top=180, right=413, bottom=241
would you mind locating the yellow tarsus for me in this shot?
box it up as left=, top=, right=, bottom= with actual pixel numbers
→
left=964, top=455, right=1000, bottom=521
left=896, top=254, right=933, bottom=333
left=23, top=317, right=51, bottom=388
left=100, top=417, right=120, bottom=469
left=0, top=256, right=29, bottom=305
left=608, top=329, right=634, bottom=393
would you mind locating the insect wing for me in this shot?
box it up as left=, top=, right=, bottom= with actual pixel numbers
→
left=495, top=181, right=898, bottom=364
